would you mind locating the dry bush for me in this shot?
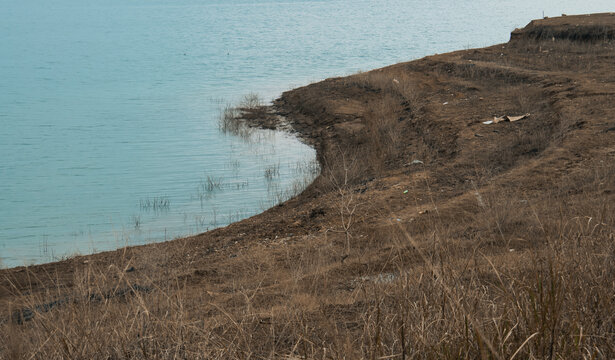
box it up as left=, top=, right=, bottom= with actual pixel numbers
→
left=363, top=94, right=404, bottom=169
left=238, top=92, right=262, bottom=110
left=346, top=70, right=423, bottom=109
left=318, top=146, right=365, bottom=191
left=341, top=70, right=425, bottom=172
left=346, top=70, right=398, bottom=93
left=218, top=94, right=268, bottom=139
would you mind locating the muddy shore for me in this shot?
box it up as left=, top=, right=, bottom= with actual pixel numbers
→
left=2, top=13, right=615, bottom=358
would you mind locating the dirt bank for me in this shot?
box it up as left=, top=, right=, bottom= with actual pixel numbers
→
left=2, top=13, right=615, bottom=359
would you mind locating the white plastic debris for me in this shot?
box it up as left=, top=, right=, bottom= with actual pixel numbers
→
left=483, top=113, right=530, bottom=125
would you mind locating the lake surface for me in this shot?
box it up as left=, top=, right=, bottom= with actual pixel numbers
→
left=1, top=0, right=612, bottom=268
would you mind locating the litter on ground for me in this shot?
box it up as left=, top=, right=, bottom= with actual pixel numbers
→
left=406, top=159, right=424, bottom=166
left=483, top=113, right=530, bottom=125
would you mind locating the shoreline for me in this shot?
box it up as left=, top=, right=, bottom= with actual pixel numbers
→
left=5, top=12, right=611, bottom=272
left=0, top=117, right=318, bottom=270
left=2, top=9, right=614, bottom=285
left=2, top=13, right=615, bottom=357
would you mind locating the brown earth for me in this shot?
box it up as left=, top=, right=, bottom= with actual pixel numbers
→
left=2, top=13, right=615, bottom=359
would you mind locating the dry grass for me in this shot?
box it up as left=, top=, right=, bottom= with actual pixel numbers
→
left=345, top=70, right=423, bottom=111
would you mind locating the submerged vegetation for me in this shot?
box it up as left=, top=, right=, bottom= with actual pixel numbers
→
left=263, top=162, right=280, bottom=181
left=218, top=93, right=265, bottom=138
left=218, top=104, right=245, bottom=136
left=138, top=197, right=170, bottom=212
left=131, top=215, right=141, bottom=230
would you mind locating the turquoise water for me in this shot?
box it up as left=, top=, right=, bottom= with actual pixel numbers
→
left=1, top=1, right=612, bottom=267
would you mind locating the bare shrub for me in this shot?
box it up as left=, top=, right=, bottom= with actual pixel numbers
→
left=363, top=94, right=404, bottom=168
left=347, top=70, right=423, bottom=107
left=239, top=92, right=262, bottom=109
